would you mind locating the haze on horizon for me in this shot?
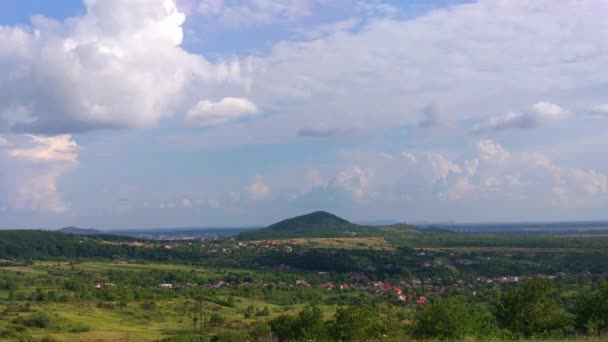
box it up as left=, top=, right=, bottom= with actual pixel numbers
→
left=1, top=0, right=608, bottom=230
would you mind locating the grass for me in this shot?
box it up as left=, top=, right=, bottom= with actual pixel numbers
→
left=7, top=297, right=344, bottom=341
left=288, top=237, right=395, bottom=250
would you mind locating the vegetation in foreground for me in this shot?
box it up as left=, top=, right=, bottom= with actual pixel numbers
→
left=0, top=211, right=607, bottom=341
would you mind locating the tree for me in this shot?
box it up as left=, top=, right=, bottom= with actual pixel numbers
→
left=493, top=279, right=572, bottom=338
left=297, top=305, right=326, bottom=340
left=412, top=296, right=496, bottom=340
left=250, top=321, right=272, bottom=342
left=328, top=306, right=384, bottom=341
left=269, top=305, right=326, bottom=341
left=574, top=282, right=608, bottom=335
left=188, top=297, right=205, bottom=335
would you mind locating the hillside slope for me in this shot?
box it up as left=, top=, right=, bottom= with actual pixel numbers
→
left=239, top=211, right=407, bottom=240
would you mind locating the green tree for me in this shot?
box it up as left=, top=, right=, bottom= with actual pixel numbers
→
left=412, top=296, right=496, bottom=340
left=493, top=279, right=572, bottom=338
left=328, top=306, right=385, bottom=341
left=249, top=321, right=272, bottom=342
left=574, top=282, right=608, bottom=335
left=269, top=305, right=326, bottom=341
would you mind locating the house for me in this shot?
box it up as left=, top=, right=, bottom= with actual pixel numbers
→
left=348, top=272, right=369, bottom=282
left=339, top=284, right=352, bottom=290
left=159, top=283, right=173, bottom=289
left=416, top=296, right=427, bottom=305
left=295, top=279, right=310, bottom=287
left=320, top=282, right=335, bottom=290
left=212, top=280, right=226, bottom=288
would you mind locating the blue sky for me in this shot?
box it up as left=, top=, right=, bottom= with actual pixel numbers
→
left=1, top=0, right=607, bottom=229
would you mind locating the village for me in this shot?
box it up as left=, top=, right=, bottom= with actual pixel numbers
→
left=102, top=238, right=595, bottom=308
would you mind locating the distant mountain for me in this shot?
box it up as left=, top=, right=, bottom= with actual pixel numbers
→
left=57, top=226, right=104, bottom=235
left=238, top=211, right=415, bottom=240
left=356, top=219, right=401, bottom=226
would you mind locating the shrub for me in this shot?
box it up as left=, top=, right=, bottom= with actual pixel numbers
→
left=250, top=321, right=272, bottom=342
left=25, top=313, right=51, bottom=328
left=69, top=325, right=91, bottom=333
left=413, top=297, right=496, bottom=340
left=209, top=313, right=226, bottom=325
left=494, top=278, right=572, bottom=338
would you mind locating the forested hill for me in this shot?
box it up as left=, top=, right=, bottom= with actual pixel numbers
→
left=0, top=230, right=140, bottom=260
left=238, top=211, right=416, bottom=240
left=57, top=226, right=104, bottom=235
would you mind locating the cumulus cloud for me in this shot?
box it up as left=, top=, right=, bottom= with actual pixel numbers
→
left=186, top=97, right=258, bottom=126
left=0, top=135, right=78, bottom=213
left=472, top=102, right=570, bottom=134
left=298, top=139, right=608, bottom=213
left=246, top=176, right=271, bottom=200
left=0, top=0, right=250, bottom=134
left=333, top=166, right=374, bottom=200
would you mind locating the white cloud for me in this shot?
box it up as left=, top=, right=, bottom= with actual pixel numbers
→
left=186, top=97, right=258, bottom=126
left=0, top=0, right=249, bottom=134
left=333, top=166, right=374, bottom=200
left=472, top=102, right=570, bottom=134
left=230, top=0, right=608, bottom=145
left=589, top=104, right=608, bottom=118
left=298, top=139, right=608, bottom=216
left=194, top=0, right=327, bottom=28
left=9, top=135, right=78, bottom=162
left=246, top=176, right=271, bottom=200
left=0, top=135, right=78, bottom=213
left=475, top=139, right=509, bottom=162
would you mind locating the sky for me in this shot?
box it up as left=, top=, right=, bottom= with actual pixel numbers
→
left=1, top=0, right=608, bottom=229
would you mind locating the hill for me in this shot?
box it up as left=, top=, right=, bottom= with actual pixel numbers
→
left=238, top=211, right=402, bottom=240
left=0, top=230, right=134, bottom=260
left=57, top=226, right=104, bottom=235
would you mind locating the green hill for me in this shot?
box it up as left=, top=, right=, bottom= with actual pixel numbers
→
left=238, top=211, right=410, bottom=240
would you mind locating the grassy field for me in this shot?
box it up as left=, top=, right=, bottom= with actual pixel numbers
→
left=9, top=298, right=344, bottom=341
left=0, top=260, right=351, bottom=341
left=287, top=237, right=395, bottom=250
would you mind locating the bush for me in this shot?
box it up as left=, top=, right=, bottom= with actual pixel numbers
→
left=493, top=278, right=572, bottom=338
left=250, top=321, right=272, bottom=342
left=574, top=282, right=608, bottom=335
left=211, top=331, right=249, bottom=342
left=25, top=313, right=51, bottom=328
left=209, top=313, right=226, bottom=325
left=412, top=297, right=496, bottom=340
left=255, top=307, right=270, bottom=317
left=269, top=306, right=326, bottom=342
left=328, top=306, right=391, bottom=341
left=69, top=325, right=91, bottom=333
left=140, top=300, right=157, bottom=310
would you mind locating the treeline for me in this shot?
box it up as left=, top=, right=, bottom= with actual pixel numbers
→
left=389, top=231, right=608, bottom=249
left=413, top=278, right=608, bottom=340
left=262, top=279, right=608, bottom=341
left=0, top=230, right=197, bottom=262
